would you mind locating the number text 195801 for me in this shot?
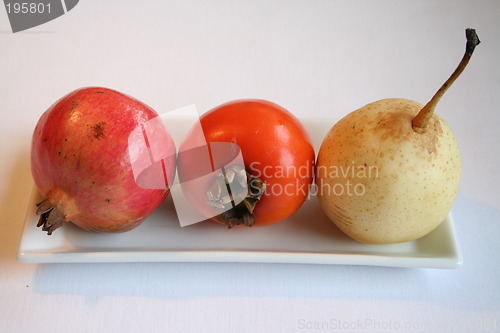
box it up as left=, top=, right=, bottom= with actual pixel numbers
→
left=6, top=2, right=51, bottom=14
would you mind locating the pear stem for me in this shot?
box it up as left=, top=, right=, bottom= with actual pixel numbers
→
left=412, top=28, right=480, bottom=133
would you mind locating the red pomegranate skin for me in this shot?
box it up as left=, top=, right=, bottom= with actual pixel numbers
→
left=31, top=87, right=173, bottom=234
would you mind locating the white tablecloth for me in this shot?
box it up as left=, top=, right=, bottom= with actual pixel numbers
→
left=1, top=1, right=499, bottom=332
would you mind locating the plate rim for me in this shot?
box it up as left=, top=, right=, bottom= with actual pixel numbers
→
left=17, top=186, right=463, bottom=268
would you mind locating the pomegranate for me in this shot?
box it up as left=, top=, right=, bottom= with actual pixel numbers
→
left=31, top=87, right=175, bottom=234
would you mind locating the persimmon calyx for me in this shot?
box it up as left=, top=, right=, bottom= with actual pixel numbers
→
left=207, top=165, right=266, bottom=228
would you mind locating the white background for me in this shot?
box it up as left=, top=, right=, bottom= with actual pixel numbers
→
left=1, top=1, right=499, bottom=332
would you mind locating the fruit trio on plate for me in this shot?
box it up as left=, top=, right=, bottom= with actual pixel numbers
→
left=31, top=29, right=479, bottom=244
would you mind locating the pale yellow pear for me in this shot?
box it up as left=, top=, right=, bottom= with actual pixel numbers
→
left=316, top=29, right=480, bottom=244
left=316, top=98, right=460, bottom=243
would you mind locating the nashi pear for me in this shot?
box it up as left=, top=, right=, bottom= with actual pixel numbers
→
left=316, top=29, right=480, bottom=244
left=316, top=98, right=460, bottom=243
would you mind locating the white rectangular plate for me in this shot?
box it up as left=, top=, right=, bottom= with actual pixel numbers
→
left=17, top=118, right=462, bottom=268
